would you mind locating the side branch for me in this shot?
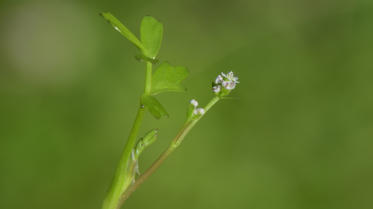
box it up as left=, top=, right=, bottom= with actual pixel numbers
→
left=117, top=96, right=220, bottom=208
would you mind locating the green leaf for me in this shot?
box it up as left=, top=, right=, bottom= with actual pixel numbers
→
left=140, top=16, right=163, bottom=59
left=141, top=95, right=169, bottom=119
left=100, top=12, right=144, bottom=51
left=151, top=62, right=189, bottom=95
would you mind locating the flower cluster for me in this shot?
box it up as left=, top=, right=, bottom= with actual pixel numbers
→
left=190, top=99, right=205, bottom=116
left=212, top=71, right=239, bottom=96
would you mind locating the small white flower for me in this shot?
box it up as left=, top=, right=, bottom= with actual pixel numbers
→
left=222, top=71, right=239, bottom=83
left=215, top=75, right=223, bottom=84
left=190, top=99, right=198, bottom=107
left=222, top=80, right=236, bottom=90
left=193, top=107, right=205, bottom=115
left=212, top=85, right=221, bottom=93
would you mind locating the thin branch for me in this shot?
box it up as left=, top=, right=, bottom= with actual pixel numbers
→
left=116, top=96, right=220, bottom=208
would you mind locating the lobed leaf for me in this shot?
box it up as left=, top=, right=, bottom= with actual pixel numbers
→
left=151, top=62, right=189, bottom=95
left=141, top=95, right=169, bottom=119
left=100, top=12, right=144, bottom=51
left=140, top=16, right=163, bottom=59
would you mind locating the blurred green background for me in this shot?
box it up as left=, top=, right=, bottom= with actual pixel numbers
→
left=1, top=0, right=373, bottom=209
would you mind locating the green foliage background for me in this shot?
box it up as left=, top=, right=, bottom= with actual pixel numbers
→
left=0, top=0, right=372, bottom=209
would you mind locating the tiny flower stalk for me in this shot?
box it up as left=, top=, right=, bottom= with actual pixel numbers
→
left=100, top=12, right=238, bottom=209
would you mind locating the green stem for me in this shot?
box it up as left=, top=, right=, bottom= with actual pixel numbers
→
left=117, top=96, right=220, bottom=207
left=102, top=106, right=145, bottom=209
left=145, top=61, right=152, bottom=95
left=204, top=96, right=220, bottom=112
left=102, top=61, right=153, bottom=209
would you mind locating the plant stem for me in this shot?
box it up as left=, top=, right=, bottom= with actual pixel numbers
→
left=145, top=61, right=152, bottom=95
left=102, top=61, right=153, bottom=209
left=118, top=96, right=220, bottom=207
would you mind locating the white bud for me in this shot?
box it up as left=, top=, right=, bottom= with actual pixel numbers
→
left=213, top=85, right=221, bottom=93
left=215, top=75, right=223, bottom=84
left=190, top=99, right=198, bottom=107
left=193, top=107, right=205, bottom=116
left=193, top=109, right=198, bottom=115
left=197, top=108, right=205, bottom=115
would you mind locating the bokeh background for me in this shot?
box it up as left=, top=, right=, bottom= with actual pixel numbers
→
left=1, top=0, right=373, bottom=209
